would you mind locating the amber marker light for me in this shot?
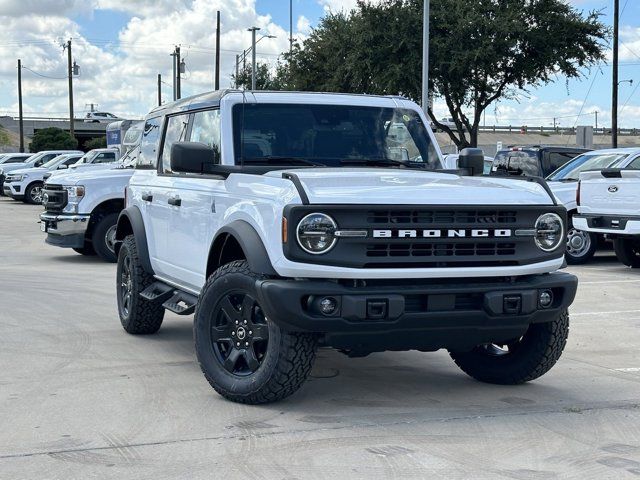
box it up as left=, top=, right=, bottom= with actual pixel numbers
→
left=282, top=217, right=288, bottom=243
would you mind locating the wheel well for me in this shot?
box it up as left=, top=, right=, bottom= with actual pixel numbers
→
left=115, top=214, right=133, bottom=243
left=206, top=233, right=246, bottom=278
left=88, top=199, right=125, bottom=236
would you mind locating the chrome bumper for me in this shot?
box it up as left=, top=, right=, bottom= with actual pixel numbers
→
left=40, top=213, right=91, bottom=236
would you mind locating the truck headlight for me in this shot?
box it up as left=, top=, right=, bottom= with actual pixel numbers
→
left=64, top=185, right=85, bottom=200
left=296, top=213, right=337, bottom=254
left=534, top=213, right=564, bottom=252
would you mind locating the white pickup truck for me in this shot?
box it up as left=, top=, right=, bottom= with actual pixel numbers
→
left=40, top=148, right=138, bottom=262
left=111, top=90, right=578, bottom=404
left=574, top=155, right=640, bottom=267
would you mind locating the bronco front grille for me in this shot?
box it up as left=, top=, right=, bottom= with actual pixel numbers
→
left=283, top=205, right=566, bottom=269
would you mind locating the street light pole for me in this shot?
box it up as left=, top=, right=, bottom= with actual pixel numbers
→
left=612, top=0, right=619, bottom=148
left=215, top=10, right=221, bottom=90
left=289, top=0, right=293, bottom=55
left=248, top=27, right=260, bottom=90
left=421, top=0, right=430, bottom=115
left=17, top=59, right=24, bottom=153
left=66, top=39, right=75, bottom=140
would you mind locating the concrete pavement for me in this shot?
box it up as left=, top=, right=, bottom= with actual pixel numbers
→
left=1, top=196, right=639, bottom=479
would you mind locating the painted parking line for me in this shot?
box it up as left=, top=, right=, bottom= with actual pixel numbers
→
left=571, top=309, right=640, bottom=317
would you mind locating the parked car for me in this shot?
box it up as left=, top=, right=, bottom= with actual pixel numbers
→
left=575, top=156, right=640, bottom=267
left=3, top=153, right=83, bottom=204
left=491, top=146, right=590, bottom=178
left=84, top=112, right=121, bottom=123
left=0, top=150, right=82, bottom=196
left=442, top=153, right=494, bottom=173
left=45, top=148, right=120, bottom=181
left=0, top=153, right=32, bottom=165
left=547, top=148, right=640, bottom=264
left=109, top=90, right=576, bottom=404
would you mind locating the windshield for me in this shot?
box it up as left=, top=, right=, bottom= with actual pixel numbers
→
left=74, top=151, right=98, bottom=165
left=547, top=152, right=631, bottom=181
left=491, top=150, right=540, bottom=176
left=232, top=103, right=441, bottom=169
left=42, top=155, right=66, bottom=169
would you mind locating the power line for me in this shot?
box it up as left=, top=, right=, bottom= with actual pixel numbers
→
left=20, top=66, right=67, bottom=80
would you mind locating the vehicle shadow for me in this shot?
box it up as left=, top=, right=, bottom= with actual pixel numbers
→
left=51, top=254, right=111, bottom=265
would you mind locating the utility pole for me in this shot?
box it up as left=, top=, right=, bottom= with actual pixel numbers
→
left=289, top=0, right=293, bottom=55
left=235, top=54, right=240, bottom=87
left=421, top=0, right=430, bottom=115
left=157, top=74, right=162, bottom=106
left=553, top=117, right=557, bottom=130
left=612, top=0, right=619, bottom=148
left=215, top=11, right=221, bottom=90
left=595, top=111, right=598, bottom=130
left=170, top=48, right=178, bottom=100
left=66, top=39, right=75, bottom=139
left=17, top=59, right=24, bottom=153
left=248, top=27, right=260, bottom=90
left=176, top=46, right=181, bottom=99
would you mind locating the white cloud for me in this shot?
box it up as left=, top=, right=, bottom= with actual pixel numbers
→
left=0, top=0, right=96, bottom=17
left=297, top=15, right=311, bottom=35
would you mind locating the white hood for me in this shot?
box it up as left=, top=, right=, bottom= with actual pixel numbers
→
left=47, top=167, right=134, bottom=186
left=266, top=168, right=555, bottom=205
left=548, top=180, right=578, bottom=210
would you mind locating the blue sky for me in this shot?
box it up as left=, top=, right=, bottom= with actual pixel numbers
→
left=1, top=0, right=640, bottom=128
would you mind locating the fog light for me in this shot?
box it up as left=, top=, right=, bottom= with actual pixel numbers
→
left=539, top=290, right=553, bottom=308
left=319, top=297, right=337, bottom=316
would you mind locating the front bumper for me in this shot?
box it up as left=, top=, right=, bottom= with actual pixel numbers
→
left=40, top=212, right=90, bottom=248
left=256, top=272, right=578, bottom=353
left=4, top=182, right=23, bottom=199
left=574, top=214, right=640, bottom=236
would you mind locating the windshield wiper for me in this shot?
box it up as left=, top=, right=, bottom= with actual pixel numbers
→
left=242, top=156, right=326, bottom=167
left=340, top=158, right=426, bottom=169
left=556, top=178, right=578, bottom=182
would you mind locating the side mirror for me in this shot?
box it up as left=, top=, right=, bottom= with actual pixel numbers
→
left=58, top=164, right=68, bottom=170
left=458, top=148, right=485, bottom=176
left=171, top=142, right=215, bottom=174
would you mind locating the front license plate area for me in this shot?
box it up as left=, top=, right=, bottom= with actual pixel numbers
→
left=40, top=221, right=47, bottom=232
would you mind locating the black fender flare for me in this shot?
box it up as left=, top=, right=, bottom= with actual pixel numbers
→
left=115, top=206, right=154, bottom=275
left=214, top=220, right=277, bottom=276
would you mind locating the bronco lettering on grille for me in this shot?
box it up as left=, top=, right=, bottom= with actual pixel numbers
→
left=372, top=229, right=512, bottom=238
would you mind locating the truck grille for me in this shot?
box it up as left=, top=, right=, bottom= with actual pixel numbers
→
left=284, top=205, right=566, bottom=269
left=42, top=184, right=68, bottom=212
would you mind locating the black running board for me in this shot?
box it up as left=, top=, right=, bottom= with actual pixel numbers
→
left=140, top=282, right=175, bottom=303
left=140, top=281, right=198, bottom=315
left=162, top=291, right=198, bottom=316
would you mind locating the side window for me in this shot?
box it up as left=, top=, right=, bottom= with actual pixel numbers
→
left=138, top=117, right=162, bottom=168
left=161, top=114, right=191, bottom=173
left=6, top=157, right=24, bottom=163
left=626, top=157, right=640, bottom=169
left=190, top=109, right=222, bottom=164
left=95, top=152, right=116, bottom=163
left=34, top=154, right=55, bottom=167
left=63, top=157, right=79, bottom=166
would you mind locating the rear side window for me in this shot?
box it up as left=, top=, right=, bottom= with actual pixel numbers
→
left=34, top=154, right=57, bottom=167
left=190, top=109, right=222, bottom=164
left=63, top=156, right=80, bottom=166
left=161, top=114, right=191, bottom=173
left=137, top=117, right=162, bottom=168
left=5, top=156, right=25, bottom=164
left=492, top=151, right=540, bottom=176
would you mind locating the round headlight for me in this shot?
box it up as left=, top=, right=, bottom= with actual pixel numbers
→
left=296, top=213, right=337, bottom=254
left=535, top=213, right=564, bottom=252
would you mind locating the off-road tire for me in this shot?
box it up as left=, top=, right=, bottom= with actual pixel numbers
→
left=613, top=238, right=640, bottom=268
left=24, top=182, right=44, bottom=205
left=91, top=213, right=118, bottom=262
left=117, top=235, right=164, bottom=334
left=449, top=310, right=569, bottom=384
left=194, top=260, right=318, bottom=404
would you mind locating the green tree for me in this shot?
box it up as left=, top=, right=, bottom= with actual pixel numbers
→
left=30, top=127, right=78, bottom=152
left=85, top=136, right=107, bottom=150
left=232, top=63, right=286, bottom=91
left=279, top=0, right=608, bottom=148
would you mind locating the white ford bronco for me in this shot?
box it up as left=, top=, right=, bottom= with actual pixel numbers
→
left=114, top=91, right=578, bottom=404
left=574, top=155, right=640, bottom=267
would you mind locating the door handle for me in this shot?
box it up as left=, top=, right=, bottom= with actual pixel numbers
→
left=141, top=193, right=153, bottom=202
left=168, top=196, right=182, bottom=207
